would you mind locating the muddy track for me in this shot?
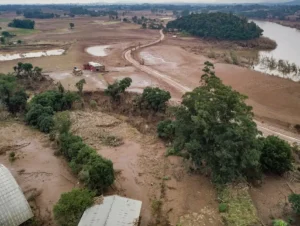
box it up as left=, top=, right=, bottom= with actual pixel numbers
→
left=124, top=30, right=300, bottom=144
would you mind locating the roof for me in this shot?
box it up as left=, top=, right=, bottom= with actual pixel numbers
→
left=78, top=195, right=142, bottom=226
left=88, top=62, right=103, bottom=67
left=0, top=164, right=33, bottom=226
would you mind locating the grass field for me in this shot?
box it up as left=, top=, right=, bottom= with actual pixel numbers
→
left=0, top=18, right=10, bottom=23
left=10, top=28, right=39, bottom=36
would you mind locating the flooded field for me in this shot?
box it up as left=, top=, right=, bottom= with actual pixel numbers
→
left=0, top=49, right=65, bottom=61
left=86, top=45, right=110, bottom=57
left=253, top=20, right=300, bottom=80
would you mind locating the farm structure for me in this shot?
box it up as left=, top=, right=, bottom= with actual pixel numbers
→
left=83, top=62, right=105, bottom=72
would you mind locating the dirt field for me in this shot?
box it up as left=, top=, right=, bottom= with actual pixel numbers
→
left=0, top=121, right=77, bottom=225
left=69, top=110, right=222, bottom=226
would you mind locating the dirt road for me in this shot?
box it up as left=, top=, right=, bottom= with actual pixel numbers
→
left=124, top=30, right=300, bottom=144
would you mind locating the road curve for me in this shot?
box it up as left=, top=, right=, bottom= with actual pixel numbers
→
left=124, top=30, right=300, bottom=144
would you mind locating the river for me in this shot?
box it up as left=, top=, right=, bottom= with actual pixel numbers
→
left=252, top=20, right=300, bottom=81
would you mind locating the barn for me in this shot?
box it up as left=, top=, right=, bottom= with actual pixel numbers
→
left=83, top=62, right=105, bottom=72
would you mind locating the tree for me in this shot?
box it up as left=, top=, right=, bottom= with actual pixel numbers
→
left=53, top=189, right=95, bottom=226
left=25, top=104, right=54, bottom=127
left=289, top=194, right=300, bottom=215
left=165, top=62, right=262, bottom=183
left=75, top=79, right=86, bottom=95
left=142, top=23, right=147, bottom=29
left=69, top=23, right=75, bottom=29
left=139, top=87, right=171, bottom=112
left=105, top=77, right=132, bottom=101
left=260, top=136, right=292, bottom=174
left=7, top=90, right=28, bottom=114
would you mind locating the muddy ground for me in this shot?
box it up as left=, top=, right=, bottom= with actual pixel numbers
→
left=1, top=11, right=300, bottom=226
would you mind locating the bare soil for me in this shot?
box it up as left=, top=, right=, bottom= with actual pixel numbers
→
left=69, top=110, right=222, bottom=226
left=0, top=121, right=78, bottom=225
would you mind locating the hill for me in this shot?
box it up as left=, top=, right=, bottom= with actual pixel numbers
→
left=167, top=12, right=263, bottom=40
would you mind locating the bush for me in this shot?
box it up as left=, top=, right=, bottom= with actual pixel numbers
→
left=81, top=154, right=115, bottom=191
left=218, top=203, right=227, bottom=213
left=30, top=90, right=79, bottom=111
left=7, top=90, right=28, bottom=114
left=105, top=77, right=132, bottom=101
left=8, top=19, right=35, bottom=29
left=53, top=188, right=95, bottom=226
left=139, top=87, right=171, bottom=112
left=260, top=136, right=292, bottom=174
left=59, top=133, right=84, bottom=161
left=272, top=219, right=288, bottom=226
left=54, top=111, right=72, bottom=134
left=37, top=114, right=54, bottom=133
left=25, top=104, right=54, bottom=127
left=289, top=194, right=300, bottom=215
left=157, top=120, right=175, bottom=141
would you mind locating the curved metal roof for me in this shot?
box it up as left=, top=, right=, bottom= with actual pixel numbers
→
left=0, top=164, right=33, bottom=226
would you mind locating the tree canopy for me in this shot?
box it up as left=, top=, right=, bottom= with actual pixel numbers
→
left=161, top=62, right=263, bottom=183
left=167, top=12, right=263, bottom=40
left=8, top=19, right=35, bottom=29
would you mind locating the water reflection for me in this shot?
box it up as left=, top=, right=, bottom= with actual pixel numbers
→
left=251, top=20, right=300, bottom=81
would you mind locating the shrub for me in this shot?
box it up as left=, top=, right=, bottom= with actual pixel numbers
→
left=25, top=104, right=54, bottom=127
left=81, top=154, right=115, bottom=191
left=218, top=203, right=227, bottom=213
left=54, top=111, right=72, bottom=134
left=105, top=77, right=132, bottom=101
left=260, top=136, right=292, bottom=174
left=157, top=120, right=175, bottom=141
left=53, top=188, right=95, bottom=226
left=59, top=133, right=84, bottom=161
left=289, top=194, right=300, bottom=215
left=37, top=114, right=54, bottom=133
left=89, top=100, right=97, bottom=109
left=7, top=90, right=28, bottom=114
left=140, top=87, right=171, bottom=112
left=272, top=219, right=288, bottom=226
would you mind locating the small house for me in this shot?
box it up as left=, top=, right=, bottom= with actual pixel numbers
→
left=83, top=62, right=105, bottom=72
left=78, top=195, right=142, bottom=226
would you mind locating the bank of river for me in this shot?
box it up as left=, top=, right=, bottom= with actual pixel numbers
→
left=252, top=20, right=300, bottom=81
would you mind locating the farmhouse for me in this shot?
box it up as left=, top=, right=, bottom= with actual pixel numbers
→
left=83, top=62, right=105, bottom=72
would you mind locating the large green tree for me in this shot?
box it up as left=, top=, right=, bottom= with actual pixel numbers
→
left=167, top=62, right=262, bottom=183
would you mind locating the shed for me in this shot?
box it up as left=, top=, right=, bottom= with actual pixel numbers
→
left=83, top=62, right=105, bottom=72
left=78, top=195, right=142, bottom=226
left=0, top=164, right=33, bottom=226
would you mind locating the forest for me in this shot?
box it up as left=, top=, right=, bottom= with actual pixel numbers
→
left=167, top=12, right=263, bottom=40
left=8, top=19, right=35, bottom=29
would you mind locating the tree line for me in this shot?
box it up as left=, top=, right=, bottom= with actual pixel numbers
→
left=8, top=19, right=35, bottom=29
left=167, top=12, right=263, bottom=40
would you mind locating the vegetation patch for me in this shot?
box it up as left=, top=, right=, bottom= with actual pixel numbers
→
left=100, top=134, right=124, bottom=147
left=218, top=185, right=259, bottom=226
left=53, top=188, right=95, bottom=226
left=167, top=12, right=263, bottom=40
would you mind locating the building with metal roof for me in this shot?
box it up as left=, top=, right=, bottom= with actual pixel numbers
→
left=0, top=164, right=33, bottom=226
left=78, top=195, right=142, bottom=226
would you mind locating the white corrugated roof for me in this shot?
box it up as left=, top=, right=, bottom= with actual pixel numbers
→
left=0, top=164, right=33, bottom=226
left=78, top=195, right=142, bottom=226
left=88, top=62, right=103, bottom=67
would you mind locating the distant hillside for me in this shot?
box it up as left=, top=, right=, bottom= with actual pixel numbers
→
left=167, top=12, right=263, bottom=41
